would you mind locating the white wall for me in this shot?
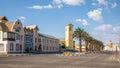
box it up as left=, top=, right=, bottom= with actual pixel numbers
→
left=0, top=31, right=7, bottom=52
left=104, top=44, right=120, bottom=51
left=39, top=36, right=59, bottom=52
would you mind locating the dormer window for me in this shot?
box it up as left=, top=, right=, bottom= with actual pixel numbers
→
left=15, top=27, right=21, bottom=32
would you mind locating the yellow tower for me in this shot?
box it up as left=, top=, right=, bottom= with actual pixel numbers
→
left=65, top=24, right=73, bottom=49
left=109, top=40, right=113, bottom=48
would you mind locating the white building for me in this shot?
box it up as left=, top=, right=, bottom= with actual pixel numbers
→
left=0, top=16, right=24, bottom=55
left=38, top=33, right=60, bottom=53
left=0, top=16, right=60, bottom=55
left=104, top=43, right=120, bottom=51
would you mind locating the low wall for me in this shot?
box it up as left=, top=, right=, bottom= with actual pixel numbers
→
left=0, top=52, right=8, bottom=56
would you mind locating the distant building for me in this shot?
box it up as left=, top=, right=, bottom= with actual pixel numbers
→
left=112, top=43, right=120, bottom=51
left=65, top=24, right=74, bottom=49
left=109, top=40, right=113, bottom=48
left=59, top=38, right=66, bottom=45
left=104, top=41, right=120, bottom=51
left=75, top=44, right=86, bottom=52
left=38, top=33, right=60, bottom=53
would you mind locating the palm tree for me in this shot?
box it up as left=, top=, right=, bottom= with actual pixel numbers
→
left=97, top=41, right=104, bottom=51
left=83, top=31, right=90, bottom=52
left=91, top=38, right=98, bottom=52
left=91, top=39, right=104, bottom=52
left=73, top=27, right=84, bottom=52
left=87, top=36, right=93, bottom=52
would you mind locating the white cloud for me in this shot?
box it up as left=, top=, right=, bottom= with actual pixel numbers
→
left=18, top=16, right=26, bottom=22
left=96, top=0, right=117, bottom=9
left=52, top=0, right=85, bottom=8
left=57, top=4, right=63, bottom=8
left=97, top=0, right=108, bottom=6
left=87, top=8, right=103, bottom=23
left=111, top=2, right=117, bottom=8
left=95, top=24, right=113, bottom=31
left=28, top=4, right=53, bottom=9
left=95, top=23, right=120, bottom=33
left=29, top=5, right=42, bottom=9
left=113, top=26, right=120, bottom=32
left=90, top=31, right=119, bottom=45
left=91, top=3, right=97, bottom=6
left=62, top=0, right=85, bottom=6
left=44, top=4, right=53, bottom=9
left=76, top=18, right=88, bottom=26
left=29, top=0, right=85, bottom=10
left=53, top=0, right=62, bottom=4
left=52, top=0, right=63, bottom=8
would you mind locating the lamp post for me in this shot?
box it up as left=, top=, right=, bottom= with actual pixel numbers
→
left=116, top=34, right=120, bottom=58
left=116, top=46, right=120, bottom=58
left=116, top=46, right=118, bottom=57
left=111, top=33, right=120, bottom=58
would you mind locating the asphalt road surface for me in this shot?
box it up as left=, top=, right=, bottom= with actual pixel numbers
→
left=0, top=52, right=120, bottom=68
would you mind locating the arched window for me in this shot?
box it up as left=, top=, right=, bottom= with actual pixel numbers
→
left=10, top=43, right=14, bottom=51
left=16, top=44, right=19, bottom=51
left=20, top=45, right=22, bottom=51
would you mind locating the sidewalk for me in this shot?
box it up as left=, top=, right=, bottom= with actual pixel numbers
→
left=0, top=53, right=37, bottom=57
left=8, top=54, right=32, bottom=56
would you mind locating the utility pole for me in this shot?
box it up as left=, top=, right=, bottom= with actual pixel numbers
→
left=116, top=46, right=117, bottom=57
left=111, top=33, right=120, bottom=58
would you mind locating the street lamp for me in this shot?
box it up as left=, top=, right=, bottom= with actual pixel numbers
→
left=111, top=33, right=120, bottom=58
left=116, top=46, right=120, bottom=58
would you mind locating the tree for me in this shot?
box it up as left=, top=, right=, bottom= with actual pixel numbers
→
left=61, top=43, right=66, bottom=49
left=83, top=31, right=90, bottom=52
left=73, top=27, right=104, bottom=53
left=87, top=36, right=93, bottom=52
left=73, top=27, right=84, bottom=52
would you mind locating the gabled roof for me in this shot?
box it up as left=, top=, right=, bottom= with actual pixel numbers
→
left=25, top=25, right=39, bottom=30
left=0, top=16, right=14, bottom=31
left=24, top=27, right=33, bottom=34
left=0, top=23, right=9, bottom=31
left=5, top=21, right=15, bottom=31
left=0, top=16, right=8, bottom=21
left=0, top=21, right=14, bottom=31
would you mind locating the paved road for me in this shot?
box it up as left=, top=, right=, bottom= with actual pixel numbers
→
left=0, top=52, right=120, bottom=68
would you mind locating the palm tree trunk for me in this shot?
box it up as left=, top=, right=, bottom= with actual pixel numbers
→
left=91, top=44, right=93, bottom=52
left=85, top=41, right=88, bottom=52
left=79, top=39, right=82, bottom=52
left=90, top=43, right=92, bottom=52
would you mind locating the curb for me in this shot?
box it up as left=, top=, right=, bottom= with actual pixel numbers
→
left=8, top=54, right=36, bottom=57
left=55, top=54, right=85, bottom=56
left=117, top=58, right=120, bottom=63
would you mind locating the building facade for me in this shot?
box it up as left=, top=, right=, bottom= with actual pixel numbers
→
left=65, top=24, right=74, bottom=49
left=38, top=33, right=60, bottom=53
left=24, top=25, right=39, bottom=52
left=0, top=16, right=61, bottom=54
left=0, top=16, right=24, bottom=55
left=24, top=27, right=34, bottom=52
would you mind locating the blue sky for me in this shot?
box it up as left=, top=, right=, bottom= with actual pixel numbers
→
left=0, top=0, right=120, bottom=45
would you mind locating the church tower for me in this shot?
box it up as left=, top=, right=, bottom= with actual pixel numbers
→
left=65, top=24, right=74, bottom=49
